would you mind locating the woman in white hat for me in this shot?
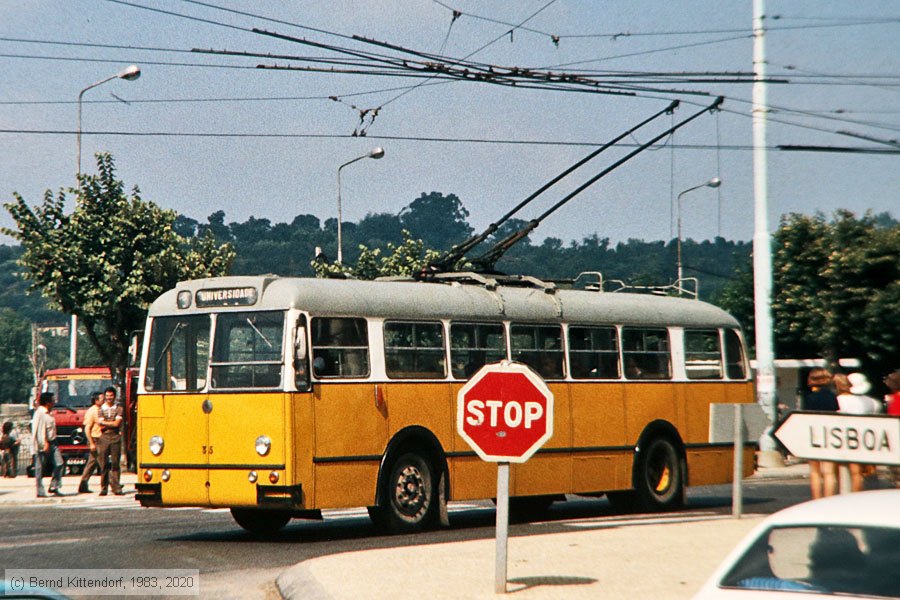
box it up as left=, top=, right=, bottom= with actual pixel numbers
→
left=834, top=372, right=883, bottom=491
left=836, top=373, right=882, bottom=415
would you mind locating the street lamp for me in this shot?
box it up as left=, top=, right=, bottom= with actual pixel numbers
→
left=676, top=177, right=721, bottom=284
left=336, top=147, right=385, bottom=264
left=72, top=64, right=141, bottom=368
left=77, top=64, right=141, bottom=176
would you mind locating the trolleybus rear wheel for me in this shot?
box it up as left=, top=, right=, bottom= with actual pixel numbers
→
left=635, top=437, right=684, bottom=511
left=230, top=508, right=291, bottom=536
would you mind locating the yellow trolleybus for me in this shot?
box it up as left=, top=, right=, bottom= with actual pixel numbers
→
left=136, top=274, right=754, bottom=534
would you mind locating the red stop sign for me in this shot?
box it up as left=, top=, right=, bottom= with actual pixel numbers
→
left=457, top=361, right=554, bottom=463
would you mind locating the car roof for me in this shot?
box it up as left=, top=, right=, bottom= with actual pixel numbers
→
left=760, top=489, right=900, bottom=529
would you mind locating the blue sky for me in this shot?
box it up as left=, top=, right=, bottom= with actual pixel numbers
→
left=2, top=1, right=898, bottom=248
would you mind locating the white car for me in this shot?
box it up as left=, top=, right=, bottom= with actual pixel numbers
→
left=695, top=489, right=900, bottom=598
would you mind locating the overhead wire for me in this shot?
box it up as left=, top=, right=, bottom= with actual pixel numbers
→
left=376, top=0, right=560, bottom=109
left=429, top=2, right=900, bottom=41
left=6, top=126, right=897, bottom=155
left=26, top=1, right=900, bottom=149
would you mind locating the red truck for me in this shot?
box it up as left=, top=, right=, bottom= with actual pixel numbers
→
left=35, top=367, right=138, bottom=474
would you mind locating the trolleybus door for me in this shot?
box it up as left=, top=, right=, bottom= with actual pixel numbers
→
left=310, top=316, right=387, bottom=508
left=206, top=311, right=288, bottom=506
left=142, top=314, right=213, bottom=505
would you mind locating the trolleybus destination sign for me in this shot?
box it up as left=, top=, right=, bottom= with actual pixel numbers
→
left=773, top=411, right=900, bottom=466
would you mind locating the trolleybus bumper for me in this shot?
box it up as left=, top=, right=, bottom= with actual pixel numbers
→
left=136, top=483, right=162, bottom=506
left=257, top=483, right=304, bottom=507
left=135, top=482, right=305, bottom=509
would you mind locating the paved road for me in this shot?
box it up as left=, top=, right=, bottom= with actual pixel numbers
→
left=0, top=477, right=809, bottom=576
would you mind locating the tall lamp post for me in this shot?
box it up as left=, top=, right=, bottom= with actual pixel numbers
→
left=72, top=64, right=141, bottom=368
left=676, top=177, right=721, bottom=283
left=77, top=64, right=141, bottom=176
left=336, top=147, right=384, bottom=264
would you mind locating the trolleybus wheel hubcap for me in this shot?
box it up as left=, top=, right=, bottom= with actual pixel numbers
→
left=396, top=465, right=425, bottom=515
left=647, top=446, right=673, bottom=495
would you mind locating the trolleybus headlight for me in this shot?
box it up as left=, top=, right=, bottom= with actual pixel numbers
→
left=149, top=436, right=164, bottom=456
left=255, top=435, right=271, bottom=457
left=143, top=469, right=153, bottom=482
left=248, top=471, right=258, bottom=484
left=177, top=290, right=192, bottom=309
left=269, top=471, right=280, bottom=484
left=161, top=469, right=171, bottom=482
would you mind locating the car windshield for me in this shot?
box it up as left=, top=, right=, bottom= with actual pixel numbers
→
left=720, top=524, right=900, bottom=597
left=44, top=378, right=112, bottom=409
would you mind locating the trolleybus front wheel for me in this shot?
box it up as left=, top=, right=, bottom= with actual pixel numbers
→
left=378, top=451, right=436, bottom=534
left=230, top=508, right=291, bottom=536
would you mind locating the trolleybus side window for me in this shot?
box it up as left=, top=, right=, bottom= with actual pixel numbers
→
left=684, top=329, right=723, bottom=380
left=510, top=324, right=564, bottom=380
left=724, top=329, right=747, bottom=379
left=311, top=317, right=370, bottom=378
left=450, top=322, right=506, bottom=379
left=622, top=327, right=671, bottom=380
left=568, top=326, right=620, bottom=379
left=384, top=321, right=446, bottom=379
left=210, top=311, right=284, bottom=389
left=145, top=315, right=210, bottom=392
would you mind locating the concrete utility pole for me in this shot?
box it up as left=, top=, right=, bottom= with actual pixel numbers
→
left=752, top=0, right=782, bottom=467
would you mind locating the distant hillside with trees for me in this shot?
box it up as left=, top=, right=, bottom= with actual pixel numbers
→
left=2, top=180, right=896, bottom=403
left=170, top=191, right=751, bottom=301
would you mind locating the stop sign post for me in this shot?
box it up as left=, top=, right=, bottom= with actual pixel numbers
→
left=457, top=361, right=554, bottom=593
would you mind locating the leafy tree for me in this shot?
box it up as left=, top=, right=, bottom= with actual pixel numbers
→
left=172, top=214, right=200, bottom=238
left=198, top=210, right=233, bottom=242
left=718, top=210, right=899, bottom=381
left=355, top=212, right=404, bottom=249
left=713, top=262, right=755, bottom=350
left=311, top=230, right=441, bottom=280
left=0, top=308, right=33, bottom=404
left=0, top=245, right=64, bottom=323
left=400, top=192, right=473, bottom=250
left=3, top=153, right=234, bottom=384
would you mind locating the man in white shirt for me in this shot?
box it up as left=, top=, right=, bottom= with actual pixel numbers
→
left=78, top=392, right=103, bottom=494
left=31, top=392, right=63, bottom=497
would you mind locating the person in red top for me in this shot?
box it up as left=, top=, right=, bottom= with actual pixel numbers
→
left=885, top=371, right=900, bottom=488
left=885, top=371, right=900, bottom=416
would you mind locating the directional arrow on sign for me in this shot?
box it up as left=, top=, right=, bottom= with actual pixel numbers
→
left=774, top=411, right=900, bottom=466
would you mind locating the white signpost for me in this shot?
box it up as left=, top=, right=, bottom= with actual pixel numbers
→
left=457, top=361, right=554, bottom=594
left=774, top=412, right=900, bottom=466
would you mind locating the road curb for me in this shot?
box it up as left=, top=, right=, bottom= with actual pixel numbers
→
left=277, top=562, right=335, bottom=600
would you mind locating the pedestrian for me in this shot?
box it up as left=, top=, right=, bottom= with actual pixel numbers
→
left=834, top=373, right=882, bottom=492
left=883, top=370, right=900, bottom=487
left=30, top=392, right=63, bottom=497
left=1, top=421, right=21, bottom=477
left=77, top=392, right=103, bottom=493
left=885, top=370, right=900, bottom=416
left=802, top=368, right=838, bottom=498
left=96, top=386, right=125, bottom=496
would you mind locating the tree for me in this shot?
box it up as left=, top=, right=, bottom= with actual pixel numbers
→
left=718, top=210, right=899, bottom=382
left=400, top=192, right=473, bottom=250
left=0, top=309, right=33, bottom=404
left=3, top=153, right=234, bottom=384
left=311, top=230, right=441, bottom=280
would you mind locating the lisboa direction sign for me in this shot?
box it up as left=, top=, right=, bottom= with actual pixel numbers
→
left=774, top=411, right=900, bottom=466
